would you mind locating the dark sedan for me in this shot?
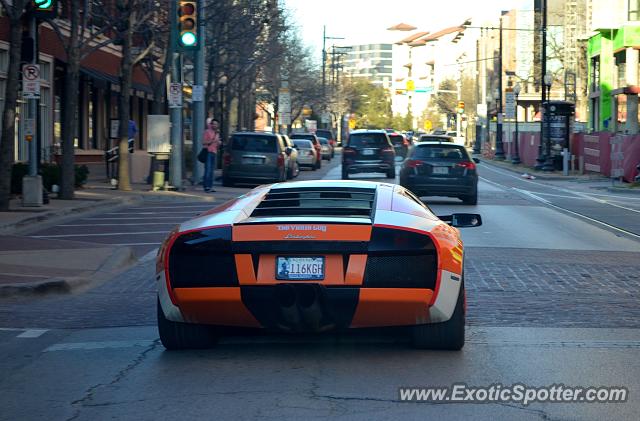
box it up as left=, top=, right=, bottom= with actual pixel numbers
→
left=399, top=142, right=479, bottom=205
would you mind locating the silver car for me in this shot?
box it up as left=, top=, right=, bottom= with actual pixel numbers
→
left=292, top=139, right=318, bottom=169
left=317, top=137, right=333, bottom=161
left=222, top=132, right=292, bottom=186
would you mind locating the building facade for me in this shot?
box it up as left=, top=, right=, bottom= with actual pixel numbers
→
left=342, top=43, right=393, bottom=88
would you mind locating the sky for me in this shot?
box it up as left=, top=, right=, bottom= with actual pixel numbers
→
left=284, top=0, right=530, bottom=56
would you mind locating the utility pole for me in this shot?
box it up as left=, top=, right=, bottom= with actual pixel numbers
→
left=536, top=0, right=548, bottom=170
left=191, top=0, right=205, bottom=184
left=494, top=12, right=506, bottom=160
left=321, top=27, right=344, bottom=129
left=170, top=0, right=183, bottom=189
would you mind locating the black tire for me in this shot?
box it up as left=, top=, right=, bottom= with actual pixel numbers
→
left=386, top=167, right=396, bottom=179
left=157, top=300, right=219, bottom=350
left=412, top=283, right=465, bottom=350
left=222, top=176, right=234, bottom=187
left=462, top=192, right=478, bottom=205
left=316, top=158, right=322, bottom=169
left=287, top=163, right=294, bottom=179
left=342, top=168, right=349, bottom=180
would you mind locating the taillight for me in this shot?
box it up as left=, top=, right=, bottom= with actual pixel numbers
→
left=403, top=139, right=409, bottom=147
left=277, top=153, right=285, bottom=167
left=381, top=147, right=394, bottom=154
left=405, top=159, right=422, bottom=168
left=343, top=148, right=356, bottom=155
left=223, top=153, right=232, bottom=167
left=456, top=161, right=476, bottom=170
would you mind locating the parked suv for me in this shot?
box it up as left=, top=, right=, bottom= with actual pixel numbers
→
left=222, top=132, right=291, bottom=186
left=399, top=142, right=479, bottom=205
left=342, top=130, right=396, bottom=179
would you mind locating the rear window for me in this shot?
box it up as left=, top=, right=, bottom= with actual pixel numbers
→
left=389, top=135, right=404, bottom=145
left=231, top=135, right=277, bottom=153
left=318, top=138, right=329, bottom=145
left=419, top=136, right=453, bottom=143
left=293, top=140, right=312, bottom=149
left=316, top=130, right=334, bottom=139
left=291, top=134, right=314, bottom=141
left=347, top=133, right=390, bottom=148
left=412, top=145, right=468, bottom=160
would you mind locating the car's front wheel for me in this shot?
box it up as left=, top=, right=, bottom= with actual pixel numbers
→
left=157, top=300, right=219, bottom=350
left=412, top=284, right=465, bottom=350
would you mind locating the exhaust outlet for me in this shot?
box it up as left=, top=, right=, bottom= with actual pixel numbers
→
left=276, top=284, right=299, bottom=329
left=298, top=285, right=323, bottom=331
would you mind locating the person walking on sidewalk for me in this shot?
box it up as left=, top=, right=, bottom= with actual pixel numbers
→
left=203, top=119, right=221, bottom=192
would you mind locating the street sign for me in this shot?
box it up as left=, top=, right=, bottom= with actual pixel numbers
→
left=168, top=83, right=182, bottom=108
left=321, top=112, right=330, bottom=124
left=278, top=88, right=291, bottom=114
left=406, top=79, right=415, bottom=92
left=505, top=91, right=516, bottom=118
left=279, top=112, right=291, bottom=126
left=22, top=64, right=40, bottom=99
left=424, top=120, right=432, bottom=131
left=192, top=85, right=204, bottom=102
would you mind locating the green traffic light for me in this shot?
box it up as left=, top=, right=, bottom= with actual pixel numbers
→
left=34, top=0, right=53, bottom=9
left=180, top=32, right=197, bottom=46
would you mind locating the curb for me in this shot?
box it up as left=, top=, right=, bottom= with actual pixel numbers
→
left=0, top=246, right=137, bottom=299
left=606, top=186, right=640, bottom=195
left=477, top=158, right=589, bottom=181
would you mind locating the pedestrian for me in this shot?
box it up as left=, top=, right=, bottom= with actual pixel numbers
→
left=203, top=118, right=221, bottom=192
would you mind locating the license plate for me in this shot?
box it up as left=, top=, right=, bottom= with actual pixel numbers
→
left=242, top=157, right=263, bottom=165
left=432, top=166, right=449, bottom=175
left=276, top=256, right=325, bottom=280
left=362, top=149, right=375, bottom=156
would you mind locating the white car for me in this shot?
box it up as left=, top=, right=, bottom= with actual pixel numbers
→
left=446, top=131, right=466, bottom=147
left=293, top=139, right=318, bottom=169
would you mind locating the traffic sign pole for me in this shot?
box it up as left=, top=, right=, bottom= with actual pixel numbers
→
left=22, top=14, right=43, bottom=206
left=169, top=0, right=183, bottom=190
left=191, top=0, right=205, bottom=184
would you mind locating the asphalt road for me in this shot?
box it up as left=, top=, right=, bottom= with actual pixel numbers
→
left=1, top=156, right=640, bottom=420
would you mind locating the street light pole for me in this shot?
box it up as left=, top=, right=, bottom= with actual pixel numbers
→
left=494, top=13, right=506, bottom=160
left=535, top=0, right=548, bottom=170
left=542, top=72, right=554, bottom=171
left=512, top=83, right=521, bottom=164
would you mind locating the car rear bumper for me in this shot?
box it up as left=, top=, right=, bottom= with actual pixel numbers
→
left=401, top=175, right=477, bottom=197
left=344, top=162, right=393, bottom=173
left=224, top=169, right=281, bottom=182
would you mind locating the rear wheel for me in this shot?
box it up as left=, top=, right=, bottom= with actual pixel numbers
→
left=157, top=300, right=219, bottom=350
left=316, top=157, right=322, bottom=169
left=462, top=192, right=478, bottom=205
left=386, top=167, right=396, bottom=179
left=222, top=176, right=234, bottom=187
left=342, top=167, right=349, bottom=180
left=412, top=284, right=465, bottom=350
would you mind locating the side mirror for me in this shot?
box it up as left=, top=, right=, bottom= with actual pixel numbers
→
left=285, top=147, right=292, bottom=156
left=438, top=213, right=482, bottom=228
left=473, top=158, right=480, bottom=163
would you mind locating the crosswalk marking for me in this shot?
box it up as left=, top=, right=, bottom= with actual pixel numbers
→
left=16, top=329, right=48, bottom=338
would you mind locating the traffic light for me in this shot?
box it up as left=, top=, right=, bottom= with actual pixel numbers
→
left=31, top=0, right=57, bottom=18
left=177, top=1, right=199, bottom=50
left=457, top=101, right=465, bottom=114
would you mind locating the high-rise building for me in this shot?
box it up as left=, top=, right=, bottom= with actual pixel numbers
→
left=342, top=44, right=394, bottom=87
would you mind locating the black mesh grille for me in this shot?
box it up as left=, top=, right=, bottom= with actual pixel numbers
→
left=251, top=187, right=375, bottom=218
left=364, top=255, right=437, bottom=289
left=168, top=227, right=238, bottom=287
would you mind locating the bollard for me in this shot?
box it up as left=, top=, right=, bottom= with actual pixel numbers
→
left=152, top=171, right=165, bottom=192
left=562, top=148, right=569, bottom=176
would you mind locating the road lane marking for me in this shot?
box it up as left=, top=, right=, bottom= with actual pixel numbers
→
left=512, top=188, right=551, bottom=205
left=31, top=231, right=167, bottom=238
left=44, top=339, right=156, bottom=352
left=16, top=329, right=48, bottom=338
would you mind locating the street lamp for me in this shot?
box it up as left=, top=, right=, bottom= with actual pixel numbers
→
left=542, top=72, right=554, bottom=171
left=494, top=12, right=507, bottom=160
left=512, top=83, right=521, bottom=164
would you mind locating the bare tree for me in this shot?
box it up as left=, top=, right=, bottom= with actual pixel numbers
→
left=107, top=0, right=156, bottom=191
left=0, top=0, right=28, bottom=211
left=45, top=0, right=114, bottom=199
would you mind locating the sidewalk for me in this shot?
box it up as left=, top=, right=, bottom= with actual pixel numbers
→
left=0, top=174, right=229, bottom=298
left=477, top=156, right=640, bottom=195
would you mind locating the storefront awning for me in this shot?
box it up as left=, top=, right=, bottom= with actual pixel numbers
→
left=80, top=67, right=153, bottom=94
